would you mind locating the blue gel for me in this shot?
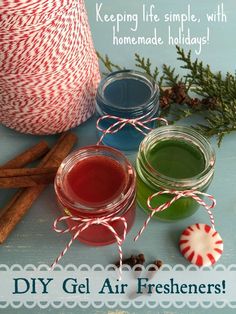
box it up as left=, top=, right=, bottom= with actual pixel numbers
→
left=96, top=70, right=160, bottom=151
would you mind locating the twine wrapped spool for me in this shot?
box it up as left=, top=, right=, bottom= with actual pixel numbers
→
left=0, top=0, right=100, bottom=134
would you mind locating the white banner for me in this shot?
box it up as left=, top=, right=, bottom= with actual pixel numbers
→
left=0, top=264, right=235, bottom=309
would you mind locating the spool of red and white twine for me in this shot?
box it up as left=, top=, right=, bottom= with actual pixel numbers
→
left=0, top=0, right=100, bottom=134
left=135, top=190, right=223, bottom=266
left=96, top=114, right=168, bottom=145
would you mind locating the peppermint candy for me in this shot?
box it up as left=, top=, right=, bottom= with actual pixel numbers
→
left=134, top=190, right=224, bottom=267
left=179, top=223, right=223, bottom=266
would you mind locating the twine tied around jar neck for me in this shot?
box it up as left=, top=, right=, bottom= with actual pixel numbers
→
left=134, top=190, right=216, bottom=242
left=96, top=114, right=168, bottom=145
left=51, top=214, right=127, bottom=280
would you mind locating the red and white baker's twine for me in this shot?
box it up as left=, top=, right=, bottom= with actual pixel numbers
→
left=96, top=114, right=168, bottom=145
left=134, top=190, right=216, bottom=242
left=51, top=215, right=127, bottom=280
left=0, top=0, right=100, bottom=134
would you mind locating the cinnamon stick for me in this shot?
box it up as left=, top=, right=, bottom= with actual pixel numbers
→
left=0, top=132, right=77, bottom=243
left=0, top=173, right=56, bottom=188
left=0, top=167, right=58, bottom=178
left=0, top=141, right=49, bottom=169
left=0, top=166, right=58, bottom=188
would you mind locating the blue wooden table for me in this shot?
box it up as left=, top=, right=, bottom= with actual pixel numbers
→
left=1, top=1, right=236, bottom=312
left=0, top=114, right=235, bottom=314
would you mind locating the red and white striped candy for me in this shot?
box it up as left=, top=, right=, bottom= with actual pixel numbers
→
left=179, top=223, right=223, bottom=266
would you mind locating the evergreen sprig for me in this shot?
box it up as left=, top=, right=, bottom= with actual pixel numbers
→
left=97, top=46, right=236, bottom=146
left=162, top=64, right=181, bottom=87
left=176, top=46, right=236, bottom=102
left=175, top=46, right=236, bottom=144
left=96, top=52, right=123, bottom=74
left=134, top=53, right=159, bottom=82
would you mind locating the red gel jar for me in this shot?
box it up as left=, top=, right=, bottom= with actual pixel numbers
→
left=54, top=145, right=136, bottom=246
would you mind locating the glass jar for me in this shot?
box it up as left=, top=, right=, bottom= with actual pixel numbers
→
left=136, top=126, right=215, bottom=221
left=96, top=70, right=159, bottom=151
left=54, top=145, right=136, bottom=245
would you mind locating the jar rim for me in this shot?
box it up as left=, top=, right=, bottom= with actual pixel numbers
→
left=55, top=145, right=136, bottom=216
left=96, top=70, right=159, bottom=114
left=137, top=125, right=215, bottom=189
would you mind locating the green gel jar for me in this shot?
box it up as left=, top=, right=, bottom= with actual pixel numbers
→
left=136, top=126, right=215, bottom=221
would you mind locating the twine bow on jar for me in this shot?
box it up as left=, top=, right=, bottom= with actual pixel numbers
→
left=96, top=114, right=168, bottom=145
left=134, top=190, right=216, bottom=242
left=51, top=215, right=127, bottom=280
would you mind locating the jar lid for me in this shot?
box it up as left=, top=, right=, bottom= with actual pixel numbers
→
left=137, top=125, right=216, bottom=190
left=96, top=70, right=159, bottom=118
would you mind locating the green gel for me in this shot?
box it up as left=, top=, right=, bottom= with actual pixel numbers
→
left=137, top=139, right=210, bottom=221
left=148, top=139, right=206, bottom=179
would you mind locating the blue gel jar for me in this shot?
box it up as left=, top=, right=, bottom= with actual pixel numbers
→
left=96, top=70, right=160, bottom=151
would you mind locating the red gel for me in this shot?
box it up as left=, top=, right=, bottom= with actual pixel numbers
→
left=55, top=146, right=136, bottom=246
left=65, top=156, right=126, bottom=206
